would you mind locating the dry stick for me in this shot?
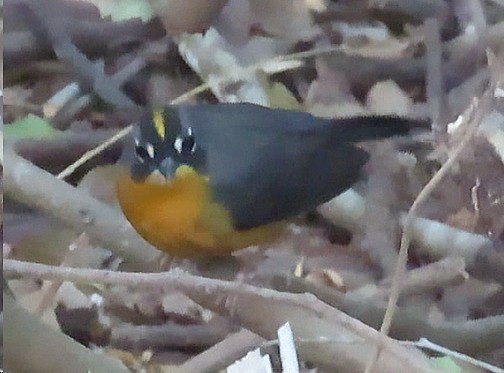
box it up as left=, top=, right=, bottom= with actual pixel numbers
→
left=365, top=90, right=494, bottom=373
left=56, top=45, right=342, bottom=180
left=271, top=273, right=504, bottom=354
left=3, top=259, right=208, bottom=286
left=384, top=93, right=491, bottom=333
left=110, top=320, right=234, bottom=350
left=170, top=82, right=211, bottom=105
left=377, top=256, right=468, bottom=297
left=56, top=74, right=217, bottom=179
left=3, top=259, right=438, bottom=373
left=495, top=213, right=504, bottom=238
left=28, top=0, right=138, bottom=109
left=54, top=84, right=221, bottom=180
left=402, top=338, right=504, bottom=373
left=56, top=125, right=133, bottom=179
left=4, top=149, right=160, bottom=269
left=4, top=294, right=129, bottom=373
left=424, top=18, right=446, bottom=134
left=169, top=329, right=264, bottom=373
left=35, top=260, right=70, bottom=315
left=35, top=234, right=93, bottom=315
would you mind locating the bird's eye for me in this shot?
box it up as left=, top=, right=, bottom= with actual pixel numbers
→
left=135, top=141, right=155, bottom=161
left=174, top=134, right=196, bottom=156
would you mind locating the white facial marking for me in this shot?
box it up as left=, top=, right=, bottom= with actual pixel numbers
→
left=146, top=143, right=155, bottom=159
left=174, top=137, right=183, bottom=154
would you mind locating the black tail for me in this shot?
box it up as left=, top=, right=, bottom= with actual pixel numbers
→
left=330, top=116, right=431, bottom=142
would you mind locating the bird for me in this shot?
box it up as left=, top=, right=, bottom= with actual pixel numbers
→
left=116, top=102, right=428, bottom=257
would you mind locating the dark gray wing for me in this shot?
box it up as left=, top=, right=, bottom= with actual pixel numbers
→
left=176, top=103, right=420, bottom=228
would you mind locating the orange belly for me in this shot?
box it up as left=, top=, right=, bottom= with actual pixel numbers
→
left=116, top=168, right=283, bottom=257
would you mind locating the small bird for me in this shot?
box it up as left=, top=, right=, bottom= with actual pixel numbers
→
left=117, top=103, right=427, bottom=257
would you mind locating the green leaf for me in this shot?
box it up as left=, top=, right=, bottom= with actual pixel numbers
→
left=431, top=356, right=462, bottom=373
left=5, top=114, right=60, bottom=140
left=256, top=72, right=302, bottom=111
left=267, top=82, right=302, bottom=111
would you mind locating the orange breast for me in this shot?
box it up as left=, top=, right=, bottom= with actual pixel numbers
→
left=116, top=168, right=283, bottom=257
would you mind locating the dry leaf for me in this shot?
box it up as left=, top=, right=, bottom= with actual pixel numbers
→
left=366, top=80, right=412, bottom=115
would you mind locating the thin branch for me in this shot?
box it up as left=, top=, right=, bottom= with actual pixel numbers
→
left=4, top=259, right=438, bottom=373
left=173, top=329, right=264, bottom=373
left=366, top=87, right=494, bottom=373
left=56, top=126, right=133, bottom=180
left=378, top=256, right=468, bottom=297
left=110, top=320, right=235, bottom=350
left=318, top=189, right=492, bottom=267
left=424, top=17, right=446, bottom=133
left=4, top=0, right=164, bottom=69
left=272, top=274, right=504, bottom=354
left=55, top=44, right=342, bottom=180
left=384, top=91, right=491, bottom=333
left=4, top=293, right=129, bottom=373
left=4, top=148, right=159, bottom=270
left=26, top=0, right=139, bottom=109
left=402, top=338, right=503, bottom=373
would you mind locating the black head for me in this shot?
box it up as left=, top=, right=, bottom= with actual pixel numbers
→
left=130, top=107, right=206, bottom=181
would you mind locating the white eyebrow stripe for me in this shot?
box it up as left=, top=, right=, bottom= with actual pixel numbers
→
left=174, top=137, right=183, bottom=154
left=146, top=143, right=155, bottom=159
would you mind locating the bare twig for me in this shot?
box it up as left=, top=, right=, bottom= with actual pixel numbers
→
left=15, top=127, right=120, bottom=171
left=4, top=259, right=438, bottom=373
left=172, top=329, right=264, bottom=373
left=366, top=87, right=495, bottom=373
left=26, top=0, right=139, bottom=109
left=272, top=275, right=504, bottom=354
left=35, top=234, right=97, bottom=316
left=402, top=338, right=504, bottom=373
left=4, top=148, right=159, bottom=270
left=319, top=190, right=492, bottom=264
left=55, top=44, right=342, bottom=180
left=378, top=257, right=468, bottom=296
left=4, top=293, right=129, bottom=373
left=110, top=319, right=235, bottom=350
left=424, top=18, right=446, bottom=133
left=56, top=126, right=133, bottom=180
left=386, top=90, right=493, bottom=327
left=4, top=0, right=164, bottom=69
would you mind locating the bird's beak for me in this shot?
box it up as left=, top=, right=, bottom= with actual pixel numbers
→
left=145, top=169, right=170, bottom=184
left=158, top=157, right=176, bottom=178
